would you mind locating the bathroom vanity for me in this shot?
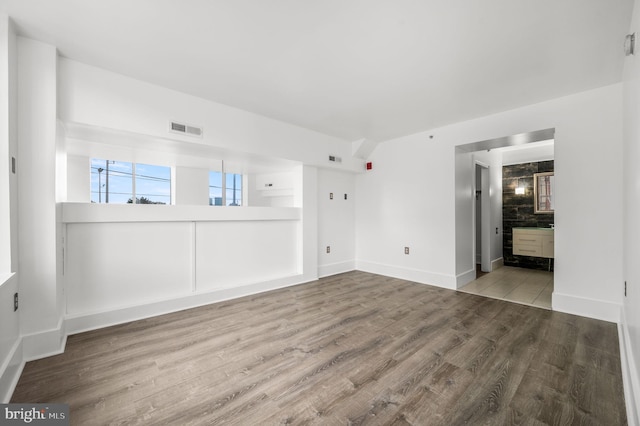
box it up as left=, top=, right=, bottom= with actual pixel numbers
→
left=512, top=227, right=554, bottom=259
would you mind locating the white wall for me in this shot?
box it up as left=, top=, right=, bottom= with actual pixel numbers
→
left=297, top=165, right=318, bottom=282
left=64, top=214, right=299, bottom=319
left=0, top=15, right=20, bottom=403
left=248, top=171, right=297, bottom=207
left=622, top=0, right=640, bottom=422
left=175, top=166, right=209, bottom=205
left=356, top=137, right=457, bottom=287
left=455, top=149, right=475, bottom=283
left=57, top=58, right=362, bottom=173
left=317, top=168, right=356, bottom=277
left=17, top=37, right=61, bottom=338
left=357, top=83, right=624, bottom=322
left=0, top=15, right=13, bottom=275
left=66, top=221, right=193, bottom=316
left=501, top=142, right=554, bottom=166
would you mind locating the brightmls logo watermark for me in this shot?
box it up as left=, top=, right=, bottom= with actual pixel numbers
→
left=1, top=404, right=68, bottom=425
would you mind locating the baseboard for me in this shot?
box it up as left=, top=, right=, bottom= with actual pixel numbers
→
left=552, top=291, right=621, bottom=323
left=491, top=257, right=504, bottom=271
left=2, top=317, right=66, bottom=402
left=0, top=339, right=24, bottom=403
left=620, top=306, right=640, bottom=426
left=355, top=260, right=456, bottom=289
left=456, top=268, right=476, bottom=288
left=66, top=274, right=311, bottom=335
left=21, top=316, right=67, bottom=362
left=318, top=260, right=355, bottom=278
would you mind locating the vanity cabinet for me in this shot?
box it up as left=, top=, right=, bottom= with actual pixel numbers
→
left=512, top=228, right=554, bottom=259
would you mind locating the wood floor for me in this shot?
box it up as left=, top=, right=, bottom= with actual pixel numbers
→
left=12, top=271, right=627, bottom=425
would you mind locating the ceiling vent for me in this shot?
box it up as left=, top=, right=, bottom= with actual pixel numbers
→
left=169, top=121, right=203, bottom=137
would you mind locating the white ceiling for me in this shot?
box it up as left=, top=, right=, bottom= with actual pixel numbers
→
left=0, top=0, right=634, bottom=142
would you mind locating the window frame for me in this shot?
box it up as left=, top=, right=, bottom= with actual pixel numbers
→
left=90, top=158, right=172, bottom=205
left=209, top=170, right=243, bottom=206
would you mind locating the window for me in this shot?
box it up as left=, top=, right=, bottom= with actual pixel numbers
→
left=209, top=171, right=223, bottom=206
left=90, top=159, right=132, bottom=203
left=209, top=171, right=242, bottom=206
left=90, top=158, right=171, bottom=204
left=134, top=163, right=172, bottom=204
left=226, top=173, right=242, bottom=206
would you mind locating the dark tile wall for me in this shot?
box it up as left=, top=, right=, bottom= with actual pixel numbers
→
left=503, top=160, right=554, bottom=271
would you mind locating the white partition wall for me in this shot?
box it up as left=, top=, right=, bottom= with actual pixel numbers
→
left=62, top=204, right=303, bottom=332
left=195, top=221, right=298, bottom=291
left=65, top=222, right=194, bottom=316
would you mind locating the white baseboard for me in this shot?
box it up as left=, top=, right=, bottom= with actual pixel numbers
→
left=552, top=292, right=621, bottom=323
left=0, top=339, right=24, bottom=403
left=21, top=316, right=67, bottom=362
left=1, top=316, right=66, bottom=403
left=456, top=268, right=476, bottom=288
left=66, top=274, right=310, bottom=335
left=355, top=260, right=456, bottom=289
left=620, top=305, right=640, bottom=426
left=491, top=257, right=504, bottom=271
left=318, top=260, right=355, bottom=278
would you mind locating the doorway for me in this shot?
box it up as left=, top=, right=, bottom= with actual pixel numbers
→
left=455, top=128, right=556, bottom=309
left=475, top=163, right=490, bottom=274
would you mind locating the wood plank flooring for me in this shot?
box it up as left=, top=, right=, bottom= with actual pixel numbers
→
left=11, top=271, right=627, bottom=425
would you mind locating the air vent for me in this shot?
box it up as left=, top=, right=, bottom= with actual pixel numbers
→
left=171, top=122, right=186, bottom=132
left=186, top=125, right=202, bottom=136
left=329, top=155, right=342, bottom=163
left=169, top=121, right=203, bottom=138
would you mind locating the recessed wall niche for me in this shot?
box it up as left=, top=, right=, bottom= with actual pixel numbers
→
left=503, top=160, right=554, bottom=271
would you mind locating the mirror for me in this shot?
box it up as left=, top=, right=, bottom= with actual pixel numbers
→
left=534, top=172, right=554, bottom=214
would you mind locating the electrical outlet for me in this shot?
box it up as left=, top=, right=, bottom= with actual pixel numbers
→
left=326, top=246, right=331, bottom=253
left=14, top=293, right=18, bottom=311
left=404, top=247, right=410, bottom=255
left=496, top=227, right=499, bottom=235
left=344, top=194, right=347, bottom=200
left=329, top=193, right=333, bottom=200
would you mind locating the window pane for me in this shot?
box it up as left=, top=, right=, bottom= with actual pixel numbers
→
left=134, top=163, right=171, bottom=204
left=209, top=171, right=223, bottom=206
left=90, top=159, right=133, bottom=204
left=226, top=173, right=242, bottom=206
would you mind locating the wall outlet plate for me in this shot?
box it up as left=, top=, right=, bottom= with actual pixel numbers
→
left=404, top=247, right=410, bottom=255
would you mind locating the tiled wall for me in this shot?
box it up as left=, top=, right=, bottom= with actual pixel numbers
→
left=502, top=160, right=554, bottom=271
